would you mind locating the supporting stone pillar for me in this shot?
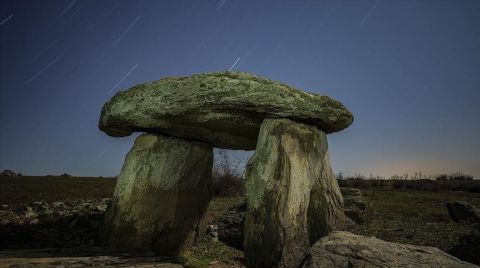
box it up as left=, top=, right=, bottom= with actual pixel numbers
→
left=99, top=133, right=213, bottom=256
left=244, top=119, right=345, bottom=268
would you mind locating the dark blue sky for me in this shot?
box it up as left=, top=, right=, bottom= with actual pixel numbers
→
left=1, top=0, right=479, bottom=178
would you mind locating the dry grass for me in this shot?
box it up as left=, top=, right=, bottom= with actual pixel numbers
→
left=1, top=176, right=479, bottom=266
left=346, top=188, right=480, bottom=252
left=0, top=176, right=116, bottom=205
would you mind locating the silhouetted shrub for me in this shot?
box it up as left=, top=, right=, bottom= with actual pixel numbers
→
left=212, top=152, right=245, bottom=197
left=468, top=186, right=480, bottom=193
left=436, top=174, right=449, bottom=181
left=337, top=172, right=478, bottom=192
left=450, top=172, right=473, bottom=181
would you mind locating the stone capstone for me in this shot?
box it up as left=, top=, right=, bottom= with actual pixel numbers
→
left=99, top=134, right=213, bottom=256
left=99, top=71, right=353, bottom=150
left=303, top=231, right=477, bottom=268
left=244, top=119, right=345, bottom=268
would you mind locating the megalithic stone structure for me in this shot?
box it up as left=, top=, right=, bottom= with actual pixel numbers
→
left=99, top=133, right=213, bottom=256
left=244, top=119, right=345, bottom=268
left=98, top=71, right=354, bottom=262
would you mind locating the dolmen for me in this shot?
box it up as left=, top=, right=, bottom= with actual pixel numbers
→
left=98, top=71, right=353, bottom=267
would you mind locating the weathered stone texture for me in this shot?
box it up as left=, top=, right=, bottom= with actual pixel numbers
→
left=99, top=71, right=353, bottom=150
left=100, top=134, right=213, bottom=256
left=303, top=231, right=477, bottom=268
left=244, top=119, right=344, bottom=268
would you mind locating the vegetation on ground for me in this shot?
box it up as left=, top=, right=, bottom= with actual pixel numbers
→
left=337, top=172, right=479, bottom=193
left=1, top=175, right=479, bottom=267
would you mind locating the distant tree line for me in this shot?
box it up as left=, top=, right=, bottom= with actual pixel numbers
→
left=336, top=172, right=479, bottom=193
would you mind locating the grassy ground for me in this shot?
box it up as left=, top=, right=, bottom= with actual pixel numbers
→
left=1, top=176, right=479, bottom=267
left=0, top=176, right=116, bottom=205
left=180, top=197, right=245, bottom=267
left=346, top=189, right=480, bottom=252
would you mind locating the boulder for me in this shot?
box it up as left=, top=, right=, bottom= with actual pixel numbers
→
left=303, top=231, right=477, bottom=268
left=244, top=119, right=345, bottom=268
left=340, top=188, right=367, bottom=224
left=215, top=201, right=247, bottom=250
left=99, top=71, right=353, bottom=150
left=449, top=224, right=480, bottom=265
left=446, top=201, right=480, bottom=224
left=99, top=134, right=213, bottom=256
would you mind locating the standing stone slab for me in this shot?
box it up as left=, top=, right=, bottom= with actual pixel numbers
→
left=244, top=119, right=345, bottom=268
left=99, top=133, right=213, bottom=256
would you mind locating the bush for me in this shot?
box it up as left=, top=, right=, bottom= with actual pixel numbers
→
left=212, top=152, right=245, bottom=197
left=436, top=174, right=448, bottom=181
left=449, top=172, right=473, bottom=181
left=337, top=172, right=478, bottom=192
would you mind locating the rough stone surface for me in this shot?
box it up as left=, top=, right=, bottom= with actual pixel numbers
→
left=99, top=134, right=213, bottom=256
left=340, top=188, right=367, bottom=224
left=0, top=251, right=184, bottom=268
left=215, top=201, right=246, bottom=250
left=244, top=119, right=345, bottom=268
left=99, top=71, right=353, bottom=150
left=449, top=224, right=480, bottom=266
left=0, top=199, right=110, bottom=249
left=303, top=231, right=477, bottom=268
left=446, top=201, right=480, bottom=224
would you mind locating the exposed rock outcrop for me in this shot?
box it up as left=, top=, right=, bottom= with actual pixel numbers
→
left=215, top=201, right=246, bottom=250
left=340, top=188, right=367, bottom=224
left=449, top=224, right=480, bottom=266
left=0, top=199, right=110, bottom=249
left=303, top=231, right=477, bottom=268
left=446, top=201, right=480, bottom=224
left=99, top=71, right=353, bottom=150
left=99, top=134, right=213, bottom=256
left=244, top=119, right=345, bottom=268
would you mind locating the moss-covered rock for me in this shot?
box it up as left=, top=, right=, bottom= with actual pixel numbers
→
left=99, top=133, right=213, bottom=256
left=99, top=72, right=353, bottom=150
left=244, top=119, right=345, bottom=268
left=304, top=231, right=477, bottom=268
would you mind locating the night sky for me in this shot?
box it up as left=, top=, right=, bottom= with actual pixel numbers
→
left=1, top=0, right=479, bottom=178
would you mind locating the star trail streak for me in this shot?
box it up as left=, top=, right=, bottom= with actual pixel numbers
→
left=113, top=15, right=140, bottom=47
left=25, top=56, right=61, bottom=84
left=0, top=14, right=14, bottom=26
left=108, top=64, right=139, bottom=95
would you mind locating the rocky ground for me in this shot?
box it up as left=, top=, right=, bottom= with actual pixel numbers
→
left=1, top=177, right=480, bottom=267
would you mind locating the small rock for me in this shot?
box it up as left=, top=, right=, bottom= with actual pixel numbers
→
left=206, top=224, right=219, bottom=242
left=94, top=204, right=107, bottom=212
left=24, top=207, right=36, bottom=219
left=52, top=201, right=65, bottom=207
